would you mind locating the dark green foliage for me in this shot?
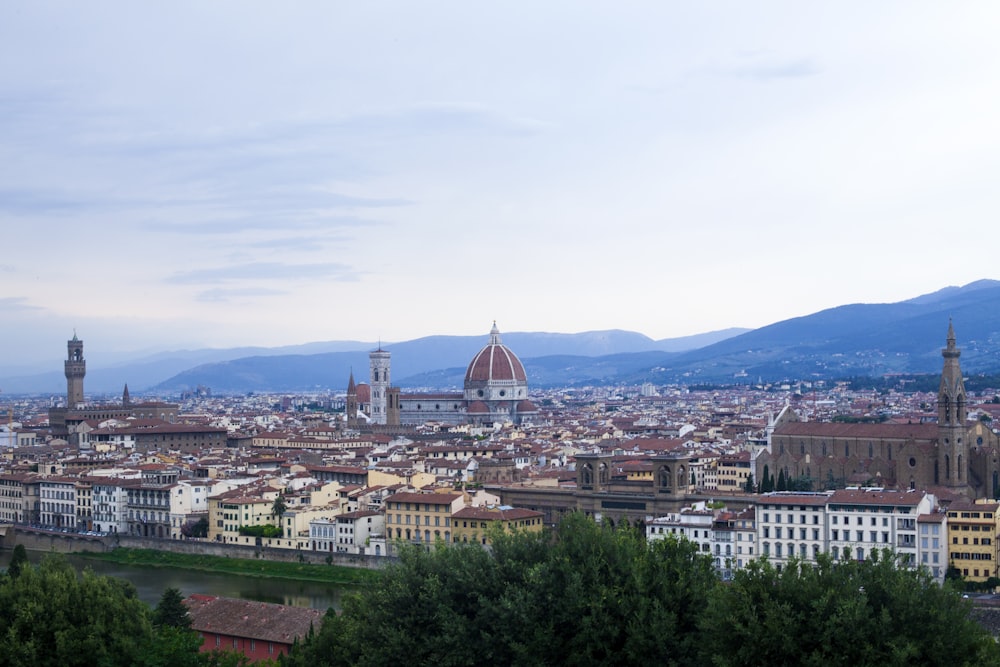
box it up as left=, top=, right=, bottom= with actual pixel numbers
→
left=238, top=524, right=282, bottom=538
left=286, top=514, right=715, bottom=667
left=0, top=554, right=223, bottom=667
left=701, top=551, right=1000, bottom=667
left=153, top=587, right=191, bottom=629
left=0, top=554, right=155, bottom=667
left=272, top=493, right=288, bottom=521
left=744, top=473, right=755, bottom=493
left=6, top=544, right=28, bottom=579
left=286, top=514, right=1000, bottom=667
left=182, top=516, right=210, bottom=538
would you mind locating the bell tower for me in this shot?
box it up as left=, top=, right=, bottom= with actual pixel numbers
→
left=65, top=332, right=86, bottom=408
left=937, top=320, right=971, bottom=496
left=369, top=345, right=391, bottom=425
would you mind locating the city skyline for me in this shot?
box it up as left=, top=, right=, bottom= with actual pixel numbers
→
left=4, top=3, right=1000, bottom=370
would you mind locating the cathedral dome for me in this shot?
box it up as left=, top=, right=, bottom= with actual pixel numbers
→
left=464, top=323, right=527, bottom=385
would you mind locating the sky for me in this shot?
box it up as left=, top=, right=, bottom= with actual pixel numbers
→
left=3, top=2, right=1000, bottom=373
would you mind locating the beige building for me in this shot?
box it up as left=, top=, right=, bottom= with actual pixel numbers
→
left=451, top=505, right=544, bottom=545
left=384, top=491, right=465, bottom=547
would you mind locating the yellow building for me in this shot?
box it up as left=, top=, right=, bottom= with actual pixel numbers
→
left=384, top=491, right=465, bottom=546
left=946, top=499, right=1000, bottom=583
left=208, top=491, right=274, bottom=543
left=716, top=451, right=752, bottom=491
left=451, top=506, right=544, bottom=545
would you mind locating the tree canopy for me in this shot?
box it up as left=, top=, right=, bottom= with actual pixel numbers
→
left=0, top=553, right=274, bottom=667
left=283, top=512, right=1000, bottom=667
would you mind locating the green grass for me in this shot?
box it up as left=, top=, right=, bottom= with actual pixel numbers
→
left=76, top=548, right=381, bottom=586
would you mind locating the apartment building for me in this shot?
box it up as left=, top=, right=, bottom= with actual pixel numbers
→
left=39, top=476, right=77, bottom=528
left=947, top=499, right=1000, bottom=583
left=309, top=509, right=385, bottom=555
left=918, top=510, right=948, bottom=582
left=384, top=491, right=465, bottom=546
left=826, top=489, right=934, bottom=566
left=0, top=472, right=39, bottom=524
left=451, top=505, right=544, bottom=545
left=757, top=492, right=831, bottom=568
left=646, top=507, right=715, bottom=556
left=92, top=478, right=132, bottom=534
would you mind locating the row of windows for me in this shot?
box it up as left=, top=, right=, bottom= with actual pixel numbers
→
left=762, top=513, right=821, bottom=525
left=387, top=514, right=451, bottom=527
left=390, top=502, right=450, bottom=512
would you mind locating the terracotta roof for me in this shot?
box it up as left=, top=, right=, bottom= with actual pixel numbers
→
left=385, top=491, right=462, bottom=505
left=464, top=324, right=527, bottom=384
left=827, top=489, right=927, bottom=506
left=773, top=421, right=938, bottom=440
left=453, top=506, right=542, bottom=521
left=184, top=595, right=321, bottom=645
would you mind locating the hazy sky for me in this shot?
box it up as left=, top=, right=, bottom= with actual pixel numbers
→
left=3, top=2, right=1000, bottom=371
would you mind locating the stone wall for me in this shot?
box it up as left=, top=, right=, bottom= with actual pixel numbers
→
left=2, top=527, right=391, bottom=570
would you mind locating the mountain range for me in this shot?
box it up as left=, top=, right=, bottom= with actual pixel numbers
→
left=5, top=280, right=1000, bottom=395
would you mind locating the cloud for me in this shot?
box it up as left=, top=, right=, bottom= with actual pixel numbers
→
left=167, top=261, right=361, bottom=285
left=195, top=287, right=289, bottom=303
left=0, top=297, right=42, bottom=311
left=723, top=58, right=822, bottom=81
left=146, top=212, right=387, bottom=236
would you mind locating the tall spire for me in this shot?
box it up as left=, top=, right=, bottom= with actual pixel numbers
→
left=937, top=320, right=970, bottom=496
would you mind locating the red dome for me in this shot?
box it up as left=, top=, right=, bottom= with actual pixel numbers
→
left=464, top=323, right=527, bottom=384
left=467, top=400, right=491, bottom=414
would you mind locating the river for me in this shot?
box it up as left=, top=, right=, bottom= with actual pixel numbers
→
left=0, top=549, right=355, bottom=611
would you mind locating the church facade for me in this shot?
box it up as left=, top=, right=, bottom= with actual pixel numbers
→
left=345, top=323, right=539, bottom=428
left=755, top=322, right=1000, bottom=499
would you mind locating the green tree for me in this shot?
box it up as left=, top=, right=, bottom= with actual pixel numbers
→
left=287, top=513, right=715, bottom=667
left=776, top=468, right=787, bottom=491
left=701, top=551, right=1000, bottom=667
left=760, top=465, right=772, bottom=492
left=153, top=587, right=191, bottom=629
left=744, top=473, right=755, bottom=493
left=272, top=493, right=288, bottom=523
left=0, top=554, right=155, bottom=667
left=6, top=543, right=28, bottom=579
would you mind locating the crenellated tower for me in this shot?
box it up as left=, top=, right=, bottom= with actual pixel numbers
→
left=937, top=320, right=971, bottom=496
left=65, top=333, right=86, bottom=408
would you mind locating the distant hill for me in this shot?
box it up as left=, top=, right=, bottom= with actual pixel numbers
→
left=150, top=330, right=730, bottom=394
left=6, top=280, right=1000, bottom=394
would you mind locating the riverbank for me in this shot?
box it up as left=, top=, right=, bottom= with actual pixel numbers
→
left=77, top=548, right=381, bottom=586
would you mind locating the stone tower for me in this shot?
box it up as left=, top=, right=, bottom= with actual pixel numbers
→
left=345, top=370, right=358, bottom=428
left=369, top=346, right=391, bottom=425
left=937, top=320, right=971, bottom=496
left=65, top=333, right=86, bottom=408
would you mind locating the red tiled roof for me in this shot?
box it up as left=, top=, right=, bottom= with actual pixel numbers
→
left=184, top=595, right=321, bottom=645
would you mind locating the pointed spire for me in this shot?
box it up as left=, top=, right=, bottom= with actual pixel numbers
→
left=347, top=368, right=356, bottom=393
left=943, top=319, right=960, bottom=359
left=122, top=383, right=130, bottom=408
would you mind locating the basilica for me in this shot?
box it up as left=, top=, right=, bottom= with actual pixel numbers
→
left=345, top=323, right=538, bottom=428
left=754, top=322, right=1000, bottom=500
